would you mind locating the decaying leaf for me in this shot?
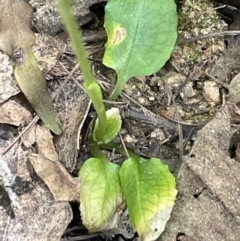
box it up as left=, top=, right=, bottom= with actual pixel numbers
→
left=29, top=125, right=80, bottom=201
left=0, top=0, right=62, bottom=135
left=0, top=135, right=72, bottom=240
left=55, top=81, right=91, bottom=171
left=0, top=100, right=32, bottom=126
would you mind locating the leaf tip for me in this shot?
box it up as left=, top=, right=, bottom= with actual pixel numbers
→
left=141, top=205, right=175, bottom=241
left=48, top=118, right=62, bottom=135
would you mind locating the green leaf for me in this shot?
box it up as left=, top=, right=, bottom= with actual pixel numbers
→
left=79, top=158, right=123, bottom=232
left=119, top=157, right=177, bottom=241
left=103, top=0, right=178, bottom=100
left=94, top=107, right=122, bottom=143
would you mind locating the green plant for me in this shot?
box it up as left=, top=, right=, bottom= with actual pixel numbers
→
left=103, top=0, right=178, bottom=100
left=56, top=0, right=178, bottom=240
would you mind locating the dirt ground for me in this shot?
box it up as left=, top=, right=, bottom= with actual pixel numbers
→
left=1, top=0, right=240, bottom=240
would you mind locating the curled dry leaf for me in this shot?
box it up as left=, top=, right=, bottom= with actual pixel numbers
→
left=0, top=100, right=32, bottom=126
left=29, top=125, right=80, bottom=201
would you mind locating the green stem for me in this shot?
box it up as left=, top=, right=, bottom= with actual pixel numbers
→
left=56, top=0, right=107, bottom=133
left=89, top=137, right=110, bottom=163
left=109, top=85, right=122, bottom=101
left=109, top=73, right=126, bottom=101
left=99, top=142, right=138, bottom=159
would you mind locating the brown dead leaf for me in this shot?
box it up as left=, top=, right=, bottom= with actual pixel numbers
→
left=0, top=100, right=32, bottom=126
left=0, top=137, right=72, bottom=240
left=21, top=124, right=37, bottom=147
left=29, top=125, right=80, bottom=201
left=56, top=95, right=91, bottom=171
left=0, top=0, right=62, bottom=135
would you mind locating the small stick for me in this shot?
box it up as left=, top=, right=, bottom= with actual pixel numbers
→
left=177, top=30, right=240, bottom=45
left=205, top=72, right=229, bottom=90
left=76, top=101, right=92, bottom=150
left=119, top=133, right=129, bottom=159
left=0, top=116, right=39, bottom=156
left=173, top=60, right=208, bottom=99
left=54, top=61, right=85, bottom=99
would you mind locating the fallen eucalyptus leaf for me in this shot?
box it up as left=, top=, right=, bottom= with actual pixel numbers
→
left=120, top=157, right=177, bottom=241
left=79, top=158, right=123, bottom=232
left=103, top=0, right=178, bottom=100
left=29, top=125, right=80, bottom=201
left=0, top=0, right=62, bottom=134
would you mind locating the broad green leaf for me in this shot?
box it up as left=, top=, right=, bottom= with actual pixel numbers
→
left=0, top=0, right=62, bottom=135
left=94, top=107, right=122, bottom=143
left=119, top=157, right=177, bottom=241
left=79, top=158, right=123, bottom=232
left=103, top=0, right=178, bottom=100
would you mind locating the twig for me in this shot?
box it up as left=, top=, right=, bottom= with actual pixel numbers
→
left=103, top=99, right=127, bottom=105
left=77, top=101, right=92, bottom=150
left=177, top=30, right=240, bottom=45
left=121, top=93, right=159, bottom=125
left=119, top=134, right=129, bottom=159
left=161, top=78, right=183, bottom=158
left=0, top=116, right=39, bottom=156
left=173, top=60, right=208, bottom=99
left=205, top=72, right=229, bottom=90
left=3, top=212, right=11, bottom=241
left=54, top=61, right=85, bottom=100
